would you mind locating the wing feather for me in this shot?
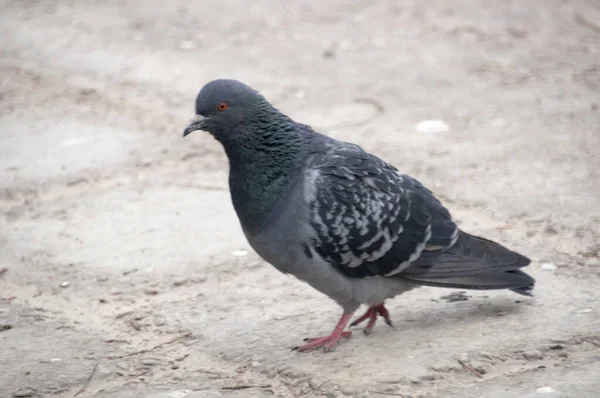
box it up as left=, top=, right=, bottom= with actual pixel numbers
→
left=305, top=143, right=458, bottom=278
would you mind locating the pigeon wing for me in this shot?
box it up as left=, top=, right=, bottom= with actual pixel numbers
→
left=304, top=143, right=458, bottom=278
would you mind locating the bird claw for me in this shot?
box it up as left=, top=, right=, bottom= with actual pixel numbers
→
left=351, top=303, right=394, bottom=335
left=293, top=331, right=352, bottom=352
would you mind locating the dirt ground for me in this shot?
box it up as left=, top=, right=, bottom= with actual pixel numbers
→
left=1, top=0, right=599, bottom=397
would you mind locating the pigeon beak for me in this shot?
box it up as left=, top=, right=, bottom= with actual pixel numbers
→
left=183, top=115, right=207, bottom=137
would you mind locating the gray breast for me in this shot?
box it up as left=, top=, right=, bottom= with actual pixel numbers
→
left=243, top=170, right=358, bottom=308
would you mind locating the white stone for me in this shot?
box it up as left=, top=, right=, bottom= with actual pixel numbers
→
left=166, top=390, right=191, bottom=398
left=179, top=40, right=195, bottom=50
left=540, top=262, right=557, bottom=270
left=536, top=386, right=556, bottom=394
left=415, top=120, right=449, bottom=134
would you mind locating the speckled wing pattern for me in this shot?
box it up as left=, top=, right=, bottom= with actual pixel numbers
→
left=305, top=143, right=459, bottom=279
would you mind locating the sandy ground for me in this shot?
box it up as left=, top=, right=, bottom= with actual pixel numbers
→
left=1, top=0, right=600, bottom=397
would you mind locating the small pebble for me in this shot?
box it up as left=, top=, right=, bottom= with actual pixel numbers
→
left=141, top=358, right=161, bottom=366
left=232, top=250, right=248, bottom=257
left=430, top=360, right=459, bottom=372
left=457, top=352, right=469, bottom=362
left=322, top=49, right=335, bottom=58
left=536, top=386, right=555, bottom=394
left=415, top=120, right=449, bottom=134
left=179, top=40, right=195, bottom=50
left=132, top=32, right=144, bottom=42
left=441, top=291, right=470, bottom=302
left=59, top=281, right=70, bottom=288
left=540, top=262, right=557, bottom=270
left=166, top=390, right=191, bottom=398
left=523, top=350, right=544, bottom=361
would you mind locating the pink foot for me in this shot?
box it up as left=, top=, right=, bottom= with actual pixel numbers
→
left=293, top=313, right=354, bottom=352
left=350, top=303, right=394, bottom=335
left=294, top=331, right=352, bottom=352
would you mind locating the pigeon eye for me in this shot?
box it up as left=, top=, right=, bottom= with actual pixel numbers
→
left=217, top=102, right=228, bottom=111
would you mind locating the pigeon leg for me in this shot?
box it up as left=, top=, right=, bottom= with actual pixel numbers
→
left=350, top=303, right=394, bottom=335
left=293, top=312, right=354, bottom=352
left=377, top=304, right=393, bottom=327
left=350, top=306, right=377, bottom=330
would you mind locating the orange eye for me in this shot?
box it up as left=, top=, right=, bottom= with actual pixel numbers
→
left=217, top=102, right=228, bottom=111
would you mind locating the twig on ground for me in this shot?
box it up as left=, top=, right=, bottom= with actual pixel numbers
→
left=128, top=318, right=142, bottom=331
left=221, top=384, right=271, bottom=390
left=457, top=359, right=483, bottom=378
left=582, top=246, right=600, bottom=257
left=114, top=310, right=133, bottom=319
left=316, top=379, right=331, bottom=391
left=74, top=362, right=98, bottom=396
left=175, top=353, right=189, bottom=361
left=176, top=183, right=228, bottom=191
left=194, top=368, right=231, bottom=378
left=107, top=332, right=192, bottom=359
left=490, top=224, right=512, bottom=230
left=371, top=391, right=405, bottom=396
left=575, top=13, right=600, bottom=34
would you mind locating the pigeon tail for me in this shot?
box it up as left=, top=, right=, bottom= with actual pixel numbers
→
left=397, top=231, right=535, bottom=295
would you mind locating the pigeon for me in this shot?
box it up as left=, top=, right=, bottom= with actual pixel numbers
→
left=183, top=79, right=535, bottom=352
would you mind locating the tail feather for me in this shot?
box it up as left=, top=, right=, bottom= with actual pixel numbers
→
left=509, top=270, right=535, bottom=296
left=397, top=231, right=535, bottom=295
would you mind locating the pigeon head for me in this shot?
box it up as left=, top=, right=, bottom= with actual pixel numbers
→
left=183, top=79, right=270, bottom=140
left=182, top=80, right=313, bottom=233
